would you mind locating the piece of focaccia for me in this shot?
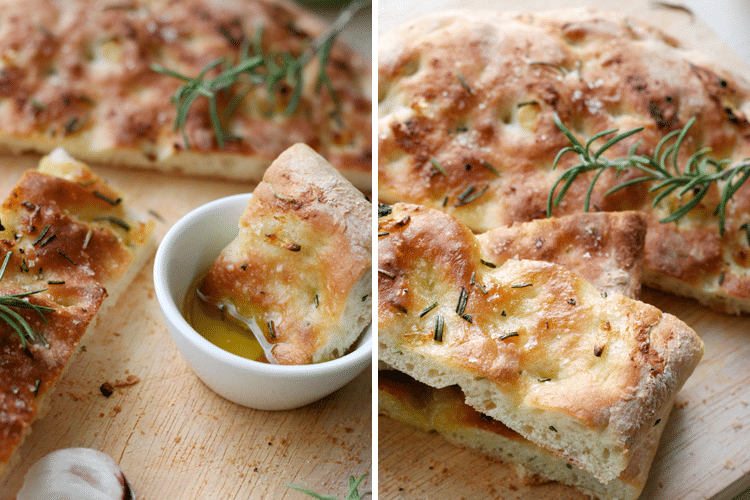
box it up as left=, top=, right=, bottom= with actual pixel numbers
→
left=380, top=208, right=652, bottom=499
left=378, top=203, right=704, bottom=483
left=379, top=8, right=750, bottom=313
left=0, top=149, right=155, bottom=477
left=199, top=143, right=371, bottom=365
left=0, top=0, right=371, bottom=190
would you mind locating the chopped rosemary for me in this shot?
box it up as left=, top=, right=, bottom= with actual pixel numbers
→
left=378, top=268, right=396, bottom=279
left=267, top=320, right=276, bottom=340
left=719, top=271, right=726, bottom=285
left=430, top=157, right=447, bottom=175
left=40, top=234, right=56, bottom=248
left=480, top=259, right=496, bottom=268
left=56, top=249, right=77, bottom=266
left=548, top=114, right=750, bottom=236
left=654, top=418, right=662, bottom=427
left=152, top=0, right=370, bottom=149
left=93, top=216, right=131, bottom=231
left=568, top=298, right=577, bottom=305
left=32, top=225, right=50, bottom=246
left=93, top=191, right=122, bottom=206
left=470, top=272, right=476, bottom=285
left=434, top=315, right=444, bottom=342
left=538, top=377, right=552, bottom=383
left=499, top=332, right=519, bottom=340
left=314, top=294, right=319, bottom=308
left=0, top=251, right=54, bottom=348
left=456, top=287, right=469, bottom=316
left=378, top=231, right=390, bottom=237
left=480, top=159, right=500, bottom=176
left=477, top=283, right=488, bottom=295
left=457, top=185, right=476, bottom=202
left=419, top=301, right=438, bottom=318
left=549, top=425, right=558, bottom=432
left=454, top=184, right=488, bottom=207
left=501, top=310, right=506, bottom=316
left=456, top=73, right=472, bottom=94
left=47, top=280, right=65, bottom=285
left=511, top=283, right=533, bottom=288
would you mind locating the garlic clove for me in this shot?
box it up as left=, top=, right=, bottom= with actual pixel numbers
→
left=18, top=448, right=135, bottom=500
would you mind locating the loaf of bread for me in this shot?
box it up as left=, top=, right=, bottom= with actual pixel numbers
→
left=0, top=149, right=155, bottom=477
left=379, top=8, right=750, bottom=313
left=200, top=143, right=371, bottom=365
left=378, top=203, right=704, bottom=483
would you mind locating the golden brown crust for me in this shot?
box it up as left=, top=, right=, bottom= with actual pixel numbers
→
left=0, top=0, right=371, bottom=189
left=200, top=143, right=371, bottom=365
left=0, top=151, right=154, bottom=475
left=477, top=211, right=646, bottom=299
left=377, top=203, right=704, bottom=481
left=378, top=8, right=750, bottom=312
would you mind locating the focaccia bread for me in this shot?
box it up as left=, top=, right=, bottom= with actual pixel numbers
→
left=380, top=208, right=651, bottom=498
left=378, top=203, right=704, bottom=482
left=379, top=8, right=750, bottom=313
left=199, top=143, right=371, bottom=365
left=0, top=0, right=371, bottom=190
left=0, top=149, right=155, bottom=477
left=477, top=211, right=646, bottom=299
left=379, top=371, right=664, bottom=500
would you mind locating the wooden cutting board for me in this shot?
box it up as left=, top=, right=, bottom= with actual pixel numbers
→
left=0, top=158, right=371, bottom=498
left=377, top=1, right=750, bottom=499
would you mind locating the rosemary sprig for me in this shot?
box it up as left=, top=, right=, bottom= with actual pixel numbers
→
left=0, top=251, right=54, bottom=348
left=288, top=473, right=367, bottom=500
left=151, top=0, right=370, bottom=149
left=547, top=114, right=750, bottom=235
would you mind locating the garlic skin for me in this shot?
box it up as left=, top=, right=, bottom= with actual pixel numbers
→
left=18, top=448, right=135, bottom=500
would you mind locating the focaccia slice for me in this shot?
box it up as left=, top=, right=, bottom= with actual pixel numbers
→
left=379, top=8, right=750, bottom=313
left=199, top=143, right=371, bottom=365
left=0, top=149, right=155, bottom=477
left=378, top=203, right=703, bottom=483
left=0, top=0, right=371, bottom=190
left=380, top=209, right=651, bottom=498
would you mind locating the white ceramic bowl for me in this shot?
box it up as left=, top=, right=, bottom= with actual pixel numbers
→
left=153, top=193, right=372, bottom=410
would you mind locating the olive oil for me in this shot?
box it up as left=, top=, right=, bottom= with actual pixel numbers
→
left=182, top=271, right=268, bottom=362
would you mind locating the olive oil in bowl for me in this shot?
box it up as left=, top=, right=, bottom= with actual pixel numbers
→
left=182, top=272, right=268, bottom=363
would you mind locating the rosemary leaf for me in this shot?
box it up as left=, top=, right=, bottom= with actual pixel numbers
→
left=419, top=301, right=438, bottom=318
left=548, top=114, right=750, bottom=235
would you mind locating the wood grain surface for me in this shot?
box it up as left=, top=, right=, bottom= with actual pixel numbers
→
left=0, top=155, right=372, bottom=499
left=377, top=1, right=750, bottom=499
